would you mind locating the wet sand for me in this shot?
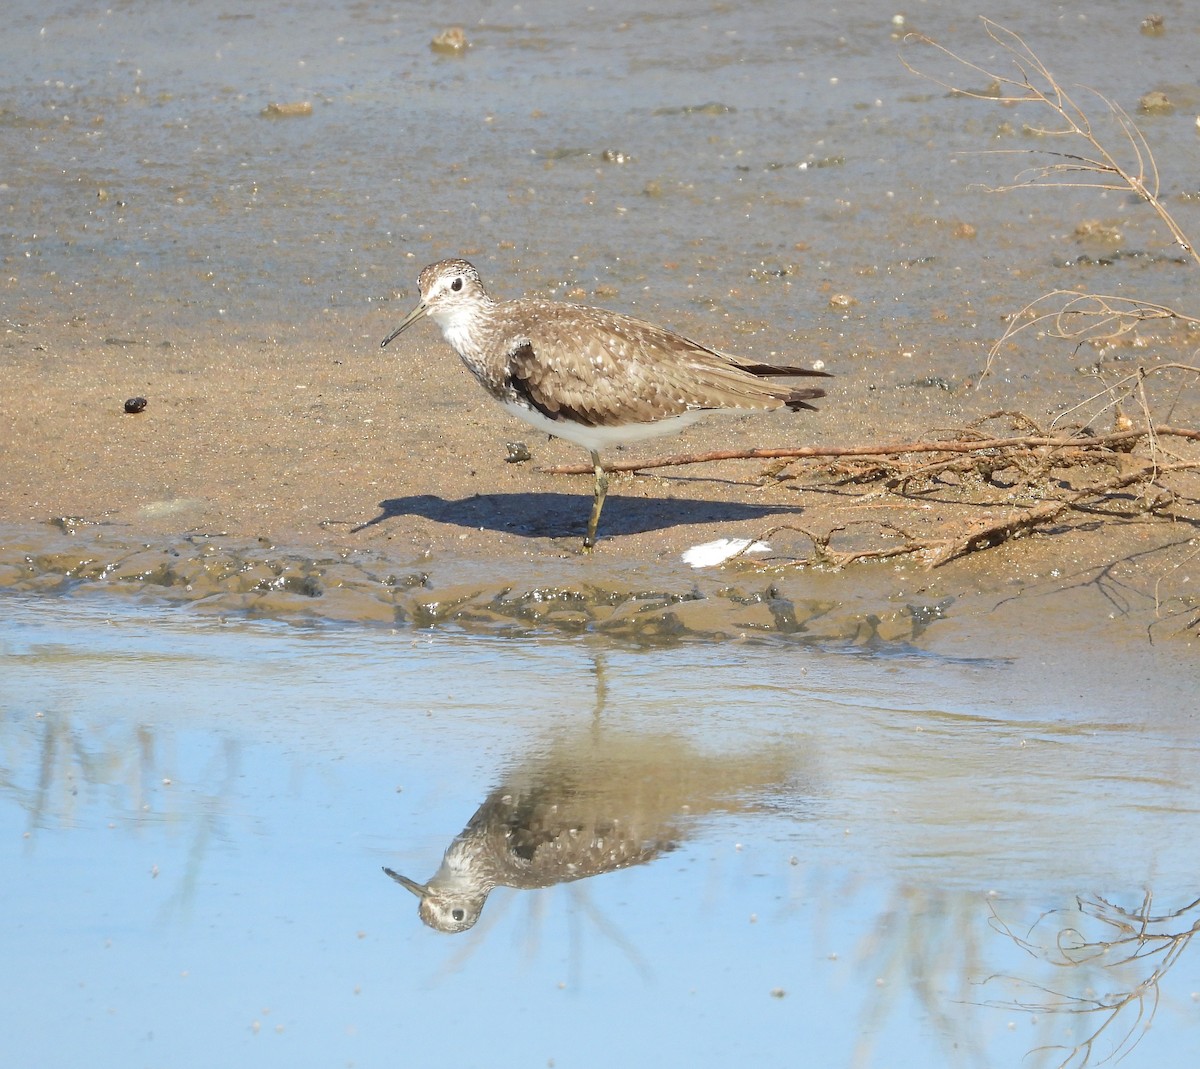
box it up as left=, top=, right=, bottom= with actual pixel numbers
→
left=2, top=308, right=1197, bottom=663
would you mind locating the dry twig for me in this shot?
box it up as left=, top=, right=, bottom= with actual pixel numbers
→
left=903, top=18, right=1200, bottom=387
left=902, top=18, right=1199, bottom=268
left=541, top=423, right=1200, bottom=477
left=543, top=410, right=1199, bottom=571
left=742, top=459, right=1193, bottom=570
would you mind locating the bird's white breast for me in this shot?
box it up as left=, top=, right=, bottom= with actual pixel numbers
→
left=430, top=304, right=493, bottom=362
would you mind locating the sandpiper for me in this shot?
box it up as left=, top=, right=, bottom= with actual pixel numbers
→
left=381, top=258, right=830, bottom=548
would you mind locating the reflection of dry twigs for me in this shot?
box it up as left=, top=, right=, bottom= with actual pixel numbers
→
left=986, top=893, right=1200, bottom=1069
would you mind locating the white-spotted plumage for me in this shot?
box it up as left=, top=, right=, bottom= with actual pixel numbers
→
left=381, top=258, right=830, bottom=548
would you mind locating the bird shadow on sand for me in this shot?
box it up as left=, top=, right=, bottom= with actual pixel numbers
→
left=352, top=492, right=805, bottom=540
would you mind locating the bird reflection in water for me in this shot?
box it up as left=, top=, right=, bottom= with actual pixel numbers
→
left=385, top=729, right=799, bottom=933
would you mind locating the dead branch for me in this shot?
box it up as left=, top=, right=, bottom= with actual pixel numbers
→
left=745, top=521, right=932, bottom=569
left=540, top=425, right=1200, bottom=476
left=904, top=17, right=1200, bottom=399
left=920, top=463, right=1186, bottom=567
left=992, top=296, right=1200, bottom=365
left=902, top=18, right=1199, bottom=269
left=737, top=461, right=1195, bottom=571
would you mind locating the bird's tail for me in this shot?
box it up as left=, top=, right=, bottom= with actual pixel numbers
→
left=733, top=359, right=830, bottom=412
left=735, top=361, right=832, bottom=380
left=784, top=386, right=826, bottom=412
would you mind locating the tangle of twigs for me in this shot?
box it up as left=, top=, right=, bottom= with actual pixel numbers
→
left=902, top=18, right=1199, bottom=266
left=984, top=893, right=1200, bottom=1069
left=903, top=18, right=1200, bottom=386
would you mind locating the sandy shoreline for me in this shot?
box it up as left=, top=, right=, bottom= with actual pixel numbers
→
left=0, top=309, right=934, bottom=555
left=2, top=314, right=1197, bottom=658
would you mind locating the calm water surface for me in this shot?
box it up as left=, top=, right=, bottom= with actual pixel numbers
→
left=2, top=594, right=1198, bottom=1069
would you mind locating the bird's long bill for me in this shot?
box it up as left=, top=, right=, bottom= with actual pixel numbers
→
left=383, top=866, right=429, bottom=898
left=380, top=301, right=427, bottom=348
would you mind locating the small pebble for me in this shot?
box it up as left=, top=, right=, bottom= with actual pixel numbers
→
left=261, top=101, right=312, bottom=118
left=124, top=397, right=148, bottom=414
left=431, top=27, right=468, bottom=53
left=1139, top=90, right=1172, bottom=114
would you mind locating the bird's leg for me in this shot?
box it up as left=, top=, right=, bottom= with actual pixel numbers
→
left=583, top=450, right=608, bottom=551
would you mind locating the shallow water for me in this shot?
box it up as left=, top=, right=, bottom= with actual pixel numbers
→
left=3, top=593, right=1199, bottom=1069
left=7, top=0, right=1200, bottom=384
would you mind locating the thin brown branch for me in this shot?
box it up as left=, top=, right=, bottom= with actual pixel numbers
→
left=987, top=296, right=1200, bottom=381
left=540, top=425, right=1200, bottom=476
left=745, top=522, right=931, bottom=569
left=920, top=465, right=1156, bottom=568
left=903, top=18, right=1197, bottom=267
left=743, top=461, right=1196, bottom=571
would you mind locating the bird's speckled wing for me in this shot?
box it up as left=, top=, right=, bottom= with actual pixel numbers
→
left=492, top=299, right=812, bottom=428
left=468, top=786, right=672, bottom=887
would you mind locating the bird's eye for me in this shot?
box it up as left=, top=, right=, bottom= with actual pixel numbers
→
left=451, top=277, right=463, bottom=292
left=452, top=909, right=465, bottom=922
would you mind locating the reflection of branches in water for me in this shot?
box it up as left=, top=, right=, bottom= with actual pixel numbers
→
left=986, top=892, right=1200, bottom=1069
left=431, top=881, right=652, bottom=985
left=4, top=711, right=162, bottom=838
left=158, top=736, right=242, bottom=920
left=2, top=709, right=241, bottom=912
left=853, top=887, right=994, bottom=1069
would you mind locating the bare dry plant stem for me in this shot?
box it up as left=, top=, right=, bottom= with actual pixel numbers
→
left=996, top=295, right=1200, bottom=384
left=747, top=459, right=1195, bottom=570
left=902, top=18, right=1199, bottom=265
left=541, top=417, right=1200, bottom=476
left=902, top=17, right=1200, bottom=381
